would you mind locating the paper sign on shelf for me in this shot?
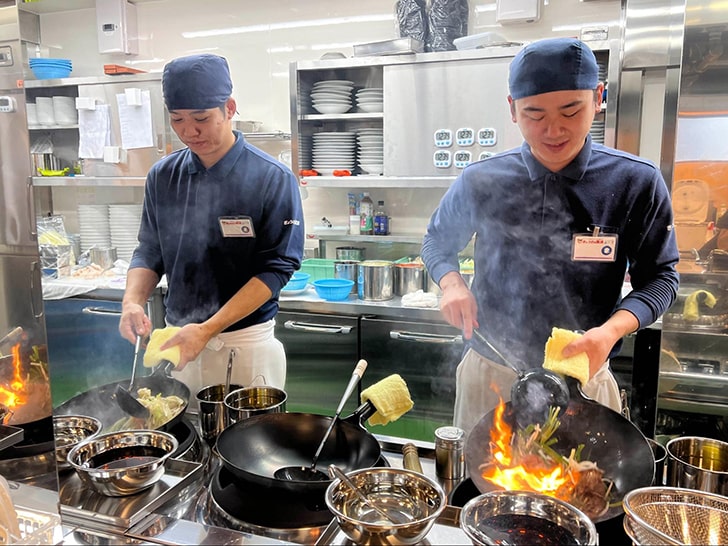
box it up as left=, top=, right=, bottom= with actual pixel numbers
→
left=124, top=87, right=142, bottom=106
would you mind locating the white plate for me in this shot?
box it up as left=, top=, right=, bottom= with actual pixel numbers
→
left=357, top=103, right=383, bottom=113
left=313, top=79, right=354, bottom=87
left=313, top=104, right=352, bottom=115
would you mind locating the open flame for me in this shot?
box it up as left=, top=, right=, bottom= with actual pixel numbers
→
left=0, top=343, right=28, bottom=413
left=480, top=398, right=575, bottom=500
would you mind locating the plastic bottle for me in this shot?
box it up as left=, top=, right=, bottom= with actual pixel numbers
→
left=374, top=200, right=389, bottom=236
left=359, top=192, right=374, bottom=235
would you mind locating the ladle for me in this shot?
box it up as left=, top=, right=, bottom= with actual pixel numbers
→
left=328, top=464, right=408, bottom=525
left=274, top=359, right=368, bottom=482
left=115, top=334, right=150, bottom=419
left=224, top=348, right=234, bottom=398
left=471, top=328, right=569, bottom=428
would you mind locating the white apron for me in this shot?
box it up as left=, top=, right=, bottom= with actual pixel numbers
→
left=171, top=319, right=286, bottom=412
left=453, top=348, right=622, bottom=435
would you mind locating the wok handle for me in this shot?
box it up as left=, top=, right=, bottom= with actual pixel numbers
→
left=342, top=400, right=377, bottom=428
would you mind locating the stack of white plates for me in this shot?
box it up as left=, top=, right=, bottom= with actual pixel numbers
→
left=357, top=128, right=384, bottom=175
left=299, top=134, right=313, bottom=170
left=590, top=120, right=605, bottom=144
left=78, top=204, right=111, bottom=251
left=310, top=79, right=354, bottom=115
left=109, top=204, right=143, bottom=262
left=355, top=87, right=383, bottom=113
left=52, top=96, right=78, bottom=126
left=312, top=132, right=357, bottom=175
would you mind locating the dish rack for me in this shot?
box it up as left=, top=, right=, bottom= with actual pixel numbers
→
left=2, top=507, right=61, bottom=545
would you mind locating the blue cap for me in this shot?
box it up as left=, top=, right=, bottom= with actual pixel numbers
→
left=162, top=54, right=233, bottom=110
left=508, top=38, right=599, bottom=100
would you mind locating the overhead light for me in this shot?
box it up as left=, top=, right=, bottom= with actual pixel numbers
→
left=182, top=14, right=393, bottom=39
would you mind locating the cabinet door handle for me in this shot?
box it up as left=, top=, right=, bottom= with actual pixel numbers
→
left=82, top=306, right=122, bottom=316
left=284, top=320, right=352, bottom=335
left=389, top=331, right=463, bottom=344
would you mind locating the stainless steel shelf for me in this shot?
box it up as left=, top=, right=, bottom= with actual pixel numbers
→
left=300, top=113, right=383, bottom=121
left=302, top=176, right=455, bottom=188
left=311, top=234, right=423, bottom=244
left=32, top=176, right=146, bottom=187
left=28, top=124, right=78, bottom=130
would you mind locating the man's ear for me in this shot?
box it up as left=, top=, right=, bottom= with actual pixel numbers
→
left=225, top=97, right=237, bottom=120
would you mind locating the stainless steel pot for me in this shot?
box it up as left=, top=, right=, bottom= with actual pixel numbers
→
left=394, top=263, right=425, bottom=296
left=334, top=260, right=359, bottom=294
left=336, top=247, right=365, bottom=261
left=358, top=260, right=393, bottom=301
left=666, top=436, right=728, bottom=495
left=224, top=385, right=287, bottom=424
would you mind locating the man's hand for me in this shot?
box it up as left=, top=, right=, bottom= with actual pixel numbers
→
left=438, top=271, right=479, bottom=337
left=119, top=303, right=151, bottom=344
left=159, top=323, right=213, bottom=370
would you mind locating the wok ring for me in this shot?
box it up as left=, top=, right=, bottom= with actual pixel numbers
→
left=465, top=390, right=655, bottom=523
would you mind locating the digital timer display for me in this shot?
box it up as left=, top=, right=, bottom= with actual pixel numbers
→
left=456, top=128, right=475, bottom=146
left=454, top=150, right=472, bottom=169
left=434, top=129, right=453, bottom=148
left=478, top=128, right=497, bottom=146
left=433, top=150, right=452, bottom=168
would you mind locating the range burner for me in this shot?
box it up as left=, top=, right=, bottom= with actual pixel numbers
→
left=199, top=456, right=390, bottom=543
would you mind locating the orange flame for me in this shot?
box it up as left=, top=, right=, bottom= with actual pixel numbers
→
left=0, top=343, right=28, bottom=410
left=481, top=398, right=572, bottom=499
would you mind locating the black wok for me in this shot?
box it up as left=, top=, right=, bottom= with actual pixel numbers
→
left=216, top=401, right=381, bottom=496
left=465, top=376, right=654, bottom=523
left=53, top=363, right=190, bottom=432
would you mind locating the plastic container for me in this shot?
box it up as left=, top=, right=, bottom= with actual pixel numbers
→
left=312, top=278, right=355, bottom=301
left=300, top=258, right=335, bottom=281
left=283, top=271, right=310, bottom=291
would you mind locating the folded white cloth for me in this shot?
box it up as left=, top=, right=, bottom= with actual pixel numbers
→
left=401, top=290, right=439, bottom=308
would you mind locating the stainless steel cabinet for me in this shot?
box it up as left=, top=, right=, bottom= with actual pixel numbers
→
left=359, top=316, right=463, bottom=442
left=276, top=311, right=360, bottom=416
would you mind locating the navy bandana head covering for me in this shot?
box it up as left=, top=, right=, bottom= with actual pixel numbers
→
left=508, top=37, right=599, bottom=100
left=162, top=53, right=233, bottom=110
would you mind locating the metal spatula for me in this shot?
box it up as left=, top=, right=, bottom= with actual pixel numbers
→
left=115, top=334, right=149, bottom=419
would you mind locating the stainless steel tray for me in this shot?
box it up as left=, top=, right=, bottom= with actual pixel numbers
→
left=353, top=38, right=424, bottom=57
left=58, top=458, right=203, bottom=531
left=315, top=504, right=471, bottom=545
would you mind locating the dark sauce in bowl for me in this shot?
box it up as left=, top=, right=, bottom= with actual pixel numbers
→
left=477, top=514, right=579, bottom=546
left=87, top=446, right=167, bottom=470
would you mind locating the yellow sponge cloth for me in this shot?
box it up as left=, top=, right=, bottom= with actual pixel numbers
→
left=542, top=327, right=590, bottom=386
left=361, top=374, right=414, bottom=426
left=683, top=290, right=716, bottom=321
left=143, top=327, right=181, bottom=368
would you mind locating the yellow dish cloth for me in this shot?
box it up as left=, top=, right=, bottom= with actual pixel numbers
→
left=361, top=374, right=414, bottom=426
left=542, top=327, right=590, bottom=386
left=682, top=290, right=716, bottom=321
left=143, top=326, right=182, bottom=368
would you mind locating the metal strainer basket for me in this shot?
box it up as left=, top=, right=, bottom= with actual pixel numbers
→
left=623, top=486, right=728, bottom=545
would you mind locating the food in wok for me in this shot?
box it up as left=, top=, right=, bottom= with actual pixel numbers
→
left=109, top=388, right=185, bottom=431
left=479, top=402, right=613, bottom=520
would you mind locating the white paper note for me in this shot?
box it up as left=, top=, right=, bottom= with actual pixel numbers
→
left=116, top=90, right=154, bottom=150
left=78, top=104, right=111, bottom=159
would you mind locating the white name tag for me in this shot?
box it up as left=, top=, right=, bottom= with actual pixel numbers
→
left=572, top=234, right=617, bottom=262
left=219, top=216, right=255, bottom=238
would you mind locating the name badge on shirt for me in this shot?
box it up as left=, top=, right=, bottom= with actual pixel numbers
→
left=219, top=216, right=255, bottom=238
left=572, top=228, right=617, bottom=262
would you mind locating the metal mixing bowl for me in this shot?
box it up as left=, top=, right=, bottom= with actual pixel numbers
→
left=325, top=467, right=446, bottom=545
left=67, top=429, right=178, bottom=496
left=460, top=491, right=598, bottom=545
left=53, top=415, right=102, bottom=470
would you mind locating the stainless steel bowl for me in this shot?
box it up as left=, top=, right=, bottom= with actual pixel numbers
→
left=666, top=436, right=728, bottom=495
left=66, top=429, right=178, bottom=496
left=460, top=491, right=598, bottom=545
left=325, top=467, right=446, bottom=545
left=53, top=414, right=102, bottom=470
